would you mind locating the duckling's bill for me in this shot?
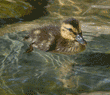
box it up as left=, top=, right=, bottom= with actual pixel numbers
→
left=76, top=34, right=87, bottom=45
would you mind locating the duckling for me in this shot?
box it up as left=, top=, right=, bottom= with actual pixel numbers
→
left=24, top=18, right=87, bottom=55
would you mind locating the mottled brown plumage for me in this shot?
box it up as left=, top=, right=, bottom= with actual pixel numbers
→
left=24, top=18, right=87, bottom=55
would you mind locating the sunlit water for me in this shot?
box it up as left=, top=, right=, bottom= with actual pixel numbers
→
left=0, top=0, right=110, bottom=95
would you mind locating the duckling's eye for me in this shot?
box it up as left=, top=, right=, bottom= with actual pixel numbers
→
left=68, top=28, right=77, bottom=35
left=68, top=28, right=73, bottom=32
left=64, top=27, right=73, bottom=32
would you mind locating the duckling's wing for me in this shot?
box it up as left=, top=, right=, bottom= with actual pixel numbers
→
left=25, top=33, right=56, bottom=53
left=34, top=33, right=56, bottom=52
left=45, top=39, right=57, bottom=52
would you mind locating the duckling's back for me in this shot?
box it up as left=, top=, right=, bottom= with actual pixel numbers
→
left=24, top=25, right=61, bottom=52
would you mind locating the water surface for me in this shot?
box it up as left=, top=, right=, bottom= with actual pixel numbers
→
left=0, top=0, right=110, bottom=95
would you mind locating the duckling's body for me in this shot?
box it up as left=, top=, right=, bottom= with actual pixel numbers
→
left=24, top=18, right=87, bottom=55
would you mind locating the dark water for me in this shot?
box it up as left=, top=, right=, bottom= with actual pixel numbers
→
left=0, top=0, right=50, bottom=28
left=0, top=0, right=110, bottom=95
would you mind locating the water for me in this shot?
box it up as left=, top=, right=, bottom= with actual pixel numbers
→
left=0, top=0, right=110, bottom=95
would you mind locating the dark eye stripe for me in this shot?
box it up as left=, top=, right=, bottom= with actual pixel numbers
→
left=73, top=32, right=77, bottom=35
left=79, top=32, right=82, bottom=36
left=69, top=29, right=77, bottom=35
left=64, top=27, right=73, bottom=32
left=64, top=27, right=77, bottom=35
left=68, top=28, right=73, bottom=32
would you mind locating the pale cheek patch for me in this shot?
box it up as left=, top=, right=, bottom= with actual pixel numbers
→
left=61, top=30, right=75, bottom=40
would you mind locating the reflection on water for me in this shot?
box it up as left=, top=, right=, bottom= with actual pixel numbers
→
left=0, top=0, right=110, bottom=95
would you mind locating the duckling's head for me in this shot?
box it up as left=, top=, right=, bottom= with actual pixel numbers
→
left=61, top=18, right=87, bottom=45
